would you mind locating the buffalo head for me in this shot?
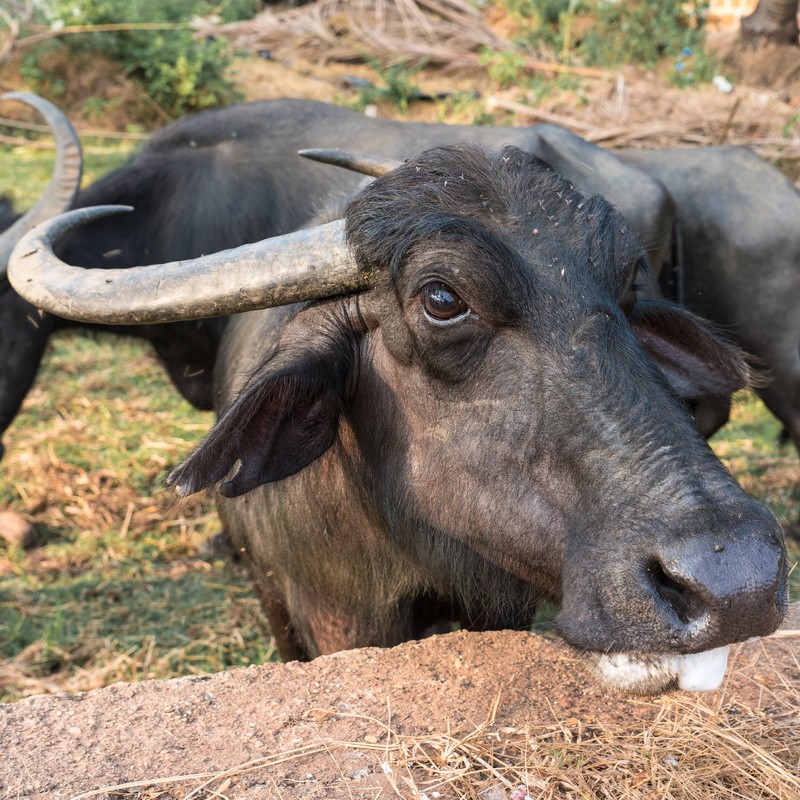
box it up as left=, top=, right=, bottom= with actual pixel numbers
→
left=8, top=144, right=788, bottom=694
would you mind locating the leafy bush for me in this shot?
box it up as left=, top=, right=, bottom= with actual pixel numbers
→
left=579, top=0, right=711, bottom=73
left=488, top=0, right=714, bottom=85
left=25, top=0, right=260, bottom=117
left=353, top=60, right=426, bottom=112
left=491, top=0, right=583, bottom=56
left=479, top=48, right=528, bottom=88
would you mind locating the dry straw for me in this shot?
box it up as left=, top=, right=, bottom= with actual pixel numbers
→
left=67, top=669, right=800, bottom=800
left=198, top=0, right=605, bottom=77
left=199, top=0, right=511, bottom=69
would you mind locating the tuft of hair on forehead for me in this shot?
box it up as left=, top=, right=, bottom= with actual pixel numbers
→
left=345, top=143, right=637, bottom=279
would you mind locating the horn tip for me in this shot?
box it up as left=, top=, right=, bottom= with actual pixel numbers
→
left=298, top=148, right=341, bottom=160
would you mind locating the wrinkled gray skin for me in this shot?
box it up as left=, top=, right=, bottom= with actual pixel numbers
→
left=8, top=99, right=800, bottom=456
left=140, top=99, right=800, bottom=446
left=167, top=146, right=787, bottom=673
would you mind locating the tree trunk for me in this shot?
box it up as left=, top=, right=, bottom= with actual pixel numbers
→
left=740, top=0, right=799, bottom=46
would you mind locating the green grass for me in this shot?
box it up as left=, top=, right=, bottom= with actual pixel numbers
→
left=0, top=141, right=135, bottom=211
left=0, top=141, right=797, bottom=704
left=0, top=332, right=275, bottom=700
left=2, top=566, right=271, bottom=672
left=711, top=392, right=800, bottom=526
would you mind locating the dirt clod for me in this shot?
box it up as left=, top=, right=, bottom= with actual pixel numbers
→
left=0, top=510, right=37, bottom=549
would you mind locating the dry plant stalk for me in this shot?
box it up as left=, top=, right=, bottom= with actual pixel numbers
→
left=198, top=0, right=513, bottom=71
left=198, top=0, right=609, bottom=78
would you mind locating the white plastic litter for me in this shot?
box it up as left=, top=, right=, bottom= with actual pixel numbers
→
left=713, top=75, right=734, bottom=94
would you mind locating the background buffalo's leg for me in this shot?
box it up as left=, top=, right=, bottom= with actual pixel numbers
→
left=756, top=372, right=800, bottom=456
left=690, top=396, right=732, bottom=439
left=0, top=286, right=59, bottom=455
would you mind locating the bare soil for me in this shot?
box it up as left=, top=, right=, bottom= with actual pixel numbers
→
left=1, top=606, right=797, bottom=800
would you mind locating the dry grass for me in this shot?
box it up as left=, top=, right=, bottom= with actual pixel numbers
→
left=199, top=0, right=513, bottom=71
left=0, top=332, right=274, bottom=702
left=66, top=669, right=800, bottom=800
left=484, top=80, right=800, bottom=178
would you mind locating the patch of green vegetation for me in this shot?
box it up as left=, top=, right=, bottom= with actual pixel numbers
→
left=711, top=392, right=795, bottom=516
left=20, top=0, right=258, bottom=117
left=491, top=0, right=581, bottom=56
left=0, top=565, right=271, bottom=693
left=530, top=600, right=560, bottom=634
left=353, top=60, right=427, bottom=112
left=0, top=143, right=134, bottom=211
left=487, top=0, right=717, bottom=87
left=480, top=48, right=529, bottom=89
left=0, top=330, right=275, bottom=701
left=579, top=0, right=716, bottom=84
left=434, top=92, right=485, bottom=124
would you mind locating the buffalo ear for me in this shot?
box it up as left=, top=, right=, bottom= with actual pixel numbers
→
left=168, top=341, right=351, bottom=499
left=629, top=299, right=753, bottom=400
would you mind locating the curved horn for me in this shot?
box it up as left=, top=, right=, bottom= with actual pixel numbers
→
left=8, top=206, right=369, bottom=325
left=299, top=148, right=400, bottom=178
left=0, top=92, right=83, bottom=274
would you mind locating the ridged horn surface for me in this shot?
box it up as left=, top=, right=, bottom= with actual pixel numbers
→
left=8, top=206, right=368, bottom=324
left=0, top=92, right=83, bottom=273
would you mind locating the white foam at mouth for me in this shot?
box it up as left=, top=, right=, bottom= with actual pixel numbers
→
left=670, top=645, right=730, bottom=691
left=595, top=644, right=731, bottom=694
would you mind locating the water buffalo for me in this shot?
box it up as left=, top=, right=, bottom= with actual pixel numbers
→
left=146, top=97, right=797, bottom=452
left=621, top=146, right=800, bottom=450
left=9, top=144, right=788, bottom=694
left=0, top=95, right=312, bottom=457
left=5, top=97, right=800, bottom=459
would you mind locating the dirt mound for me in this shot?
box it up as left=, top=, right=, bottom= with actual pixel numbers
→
left=1, top=606, right=797, bottom=800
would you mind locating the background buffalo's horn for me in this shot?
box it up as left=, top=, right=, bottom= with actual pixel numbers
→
left=0, top=92, right=83, bottom=274
left=8, top=205, right=367, bottom=325
left=299, top=148, right=400, bottom=177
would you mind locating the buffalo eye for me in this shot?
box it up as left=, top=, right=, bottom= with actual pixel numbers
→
left=421, top=282, right=469, bottom=323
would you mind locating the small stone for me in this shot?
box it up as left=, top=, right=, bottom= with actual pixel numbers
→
left=363, top=734, right=379, bottom=744
left=0, top=511, right=37, bottom=549
left=480, top=784, right=506, bottom=800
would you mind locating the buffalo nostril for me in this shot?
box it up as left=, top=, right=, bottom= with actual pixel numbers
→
left=647, top=559, right=709, bottom=626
